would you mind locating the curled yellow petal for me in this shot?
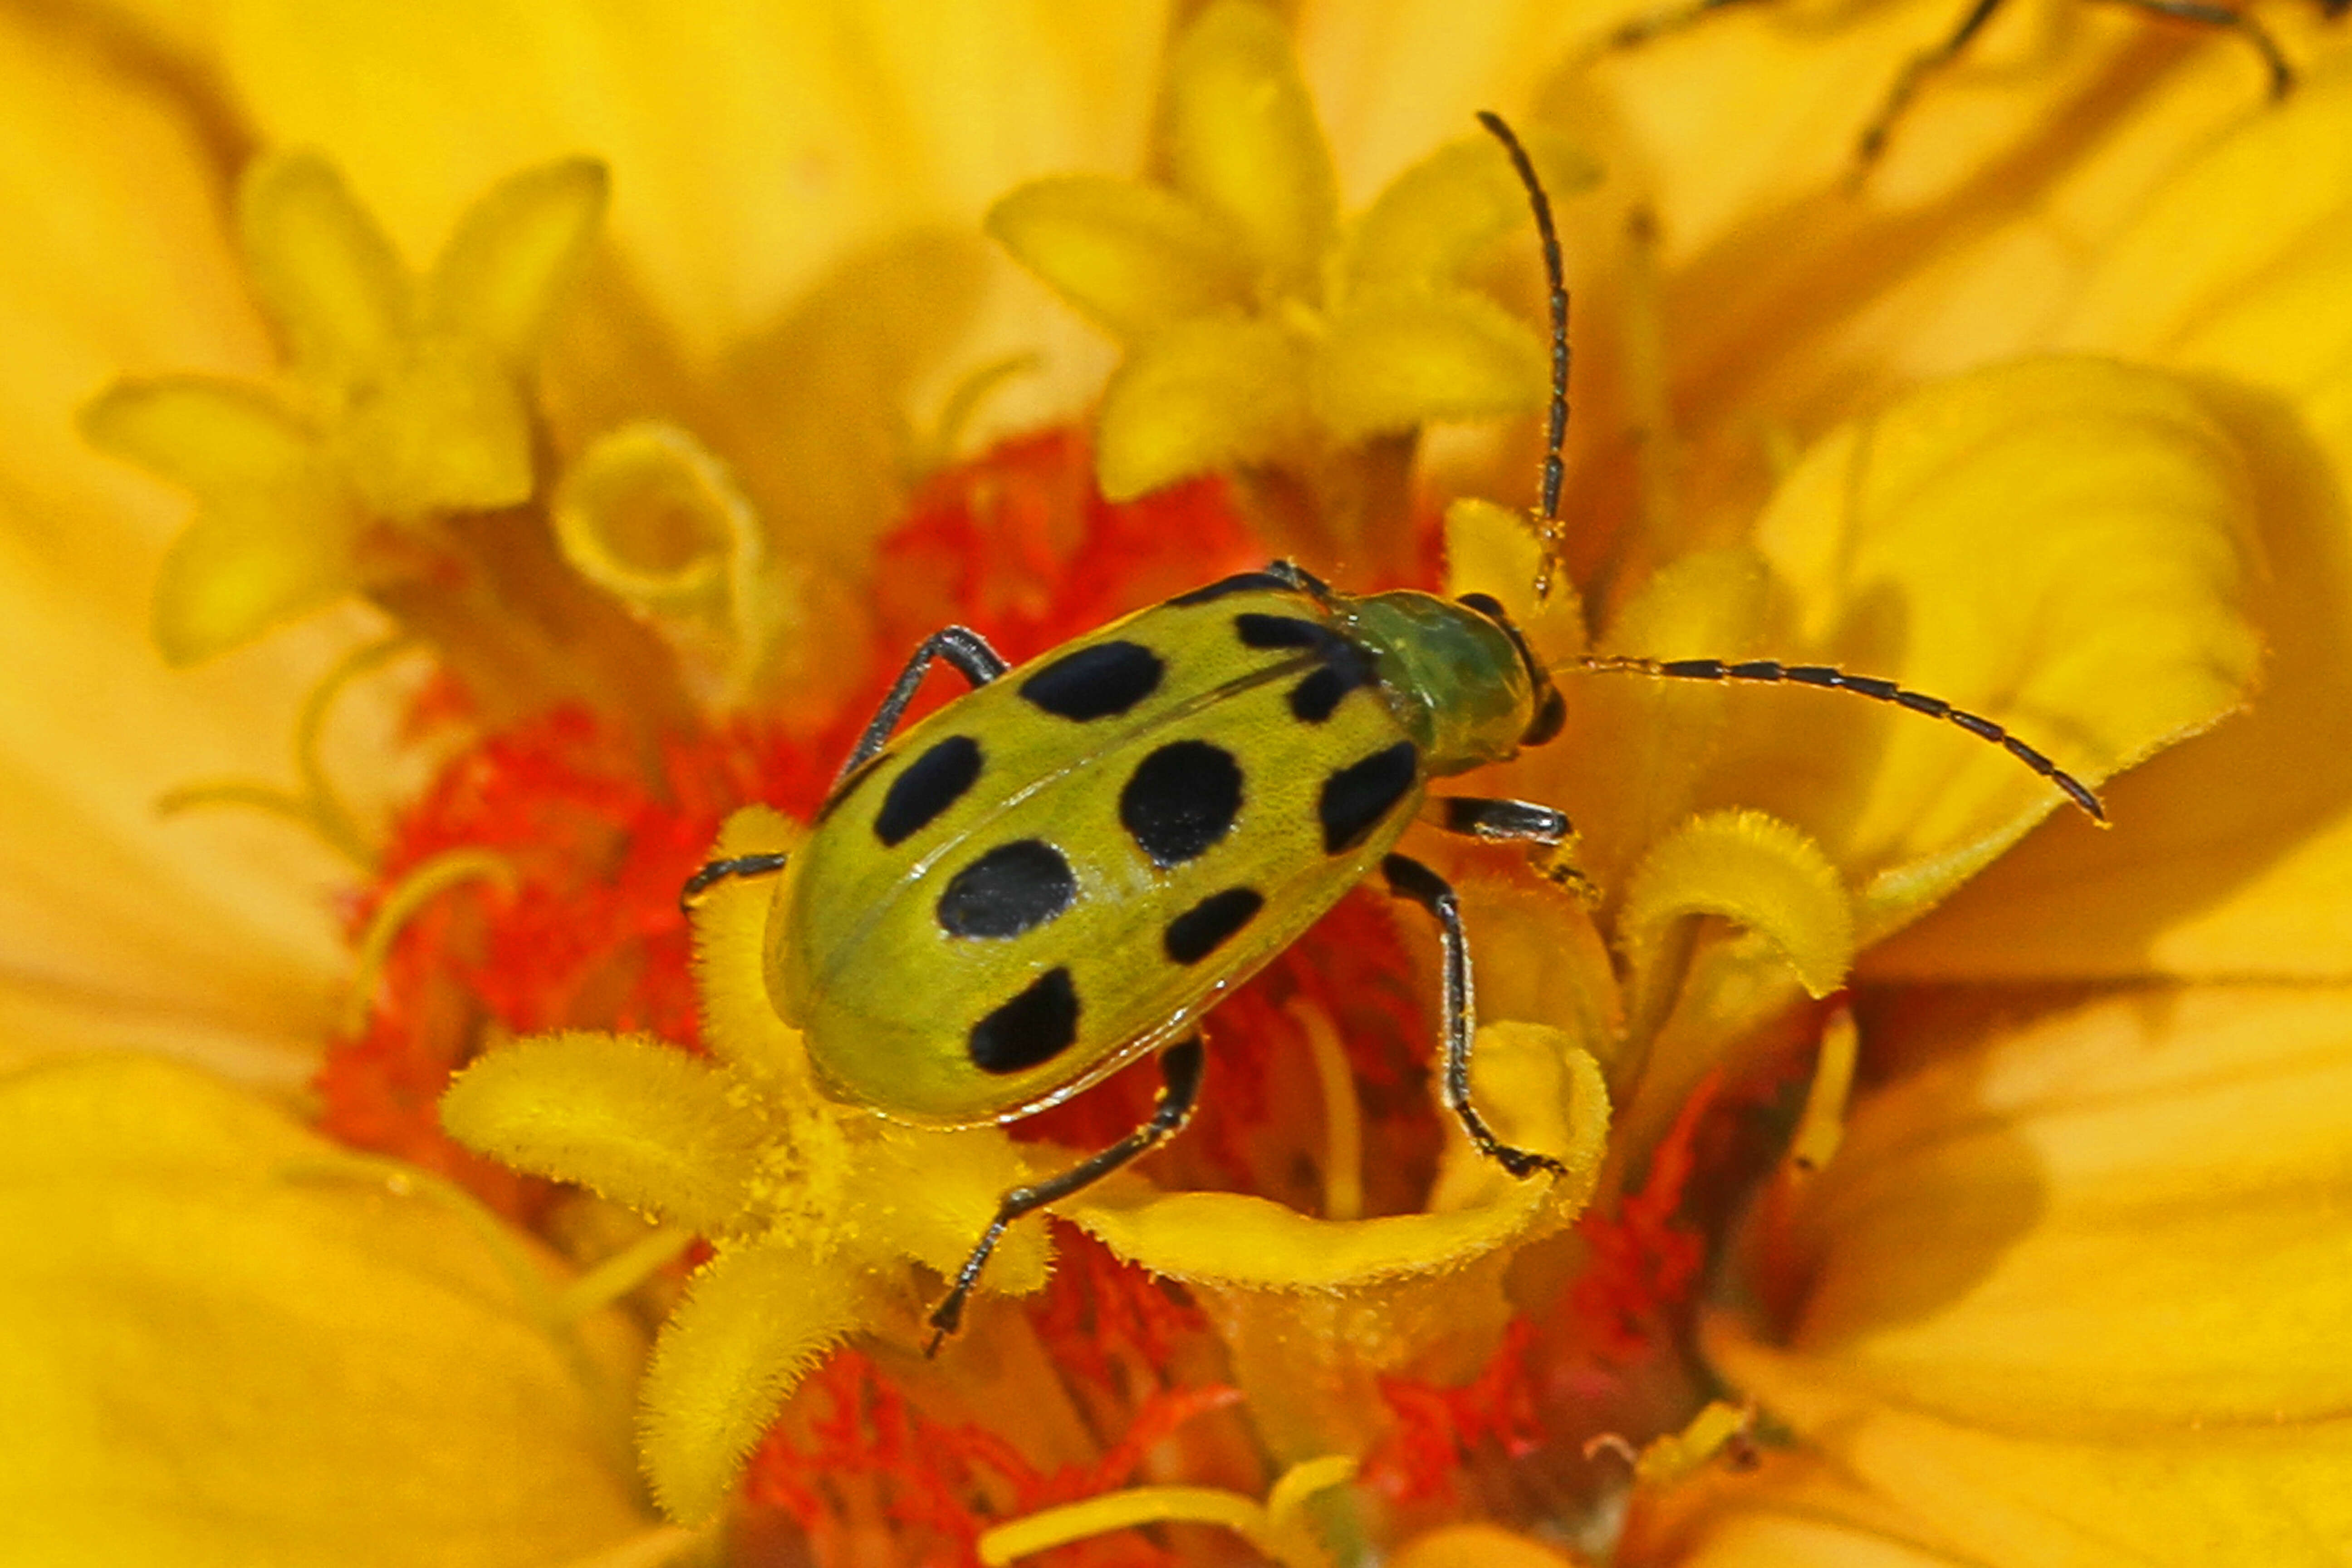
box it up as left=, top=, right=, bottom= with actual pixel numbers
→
left=441, top=1030, right=769, bottom=1238
left=0, top=1056, right=649, bottom=1565
left=985, top=175, right=1253, bottom=341
left=1311, top=290, right=1546, bottom=443
left=1068, top=1024, right=1606, bottom=1289
left=1096, top=316, right=1309, bottom=500
left=1163, top=0, right=1336, bottom=291
left=1619, top=810, right=1855, bottom=1035
left=236, top=151, right=409, bottom=384
left=427, top=157, right=609, bottom=358
left=638, top=1238, right=873, bottom=1523
left=552, top=421, right=760, bottom=615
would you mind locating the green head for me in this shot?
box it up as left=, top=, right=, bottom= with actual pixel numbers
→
left=1340, top=589, right=1565, bottom=774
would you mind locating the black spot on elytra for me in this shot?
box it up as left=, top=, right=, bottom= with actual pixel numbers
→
left=1235, top=612, right=1337, bottom=652
left=1120, top=740, right=1244, bottom=867
left=1288, top=642, right=1379, bottom=722
left=1319, top=741, right=1419, bottom=854
left=873, top=735, right=981, bottom=847
left=1167, top=570, right=1296, bottom=606
left=1163, top=887, right=1264, bottom=965
left=936, top=839, right=1078, bottom=939
left=968, top=967, right=1079, bottom=1074
left=1019, top=640, right=1164, bottom=722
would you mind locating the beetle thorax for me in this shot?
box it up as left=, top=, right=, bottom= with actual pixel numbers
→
left=1340, top=591, right=1539, bottom=775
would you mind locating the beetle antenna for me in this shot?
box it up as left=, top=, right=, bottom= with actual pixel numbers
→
left=1575, top=654, right=2107, bottom=823
left=1476, top=111, right=1570, bottom=596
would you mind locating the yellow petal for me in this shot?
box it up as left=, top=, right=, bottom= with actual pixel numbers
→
left=1705, top=985, right=2352, bottom=1563
left=0, top=1055, right=649, bottom=1565
left=150, top=486, right=364, bottom=665
left=1619, top=808, right=1854, bottom=1030
left=1164, top=0, right=1338, bottom=291
left=637, top=1236, right=874, bottom=1523
left=441, top=1030, right=769, bottom=1238
left=236, top=151, right=410, bottom=385
left=1393, top=1524, right=1583, bottom=1568
left=985, top=175, right=1254, bottom=341
left=427, top=157, right=609, bottom=358
left=1727, top=357, right=2257, bottom=940
left=1072, top=1027, right=1607, bottom=1461
left=1069, top=1025, right=1606, bottom=1289
left=219, top=0, right=1164, bottom=378
left=689, top=806, right=818, bottom=1093
left=1442, top=495, right=1588, bottom=661
left=552, top=420, right=757, bottom=615
left=1311, top=289, right=1546, bottom=443
left=336, top=334, right=536, bottom=514
left=81, top=377, right=316, bottom=494
left=1343, top=128, right=1597, bottom=301
left=0, top=4, right=351, bottom=1089
left=1096, top=316, right=1310, bottom=500
left=1874, top=71, right=2352, bottom=983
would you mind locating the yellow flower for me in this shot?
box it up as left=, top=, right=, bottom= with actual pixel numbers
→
left=8, top=0, right=2350, bottom=1564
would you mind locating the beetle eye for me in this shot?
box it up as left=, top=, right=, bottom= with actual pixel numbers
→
left=1524, top=684, right=1567, bottom=747
left=1456, top=591, right=1506, bottom=619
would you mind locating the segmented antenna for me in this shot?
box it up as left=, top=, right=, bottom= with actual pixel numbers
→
left=1476, top=112, right=1570, bottom=596
left=1475, top=112, right=2107, bottom=824
left=1581, top=656, right=2106, bottom=823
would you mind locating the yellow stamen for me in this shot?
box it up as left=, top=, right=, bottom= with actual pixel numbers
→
left=1289, top=998, right=1364, bottom=1222
left=554, top=1225, right=697, bottom=1325
left=157, top=633, right=416, bottom=868
left=343, top=847, right=517, bottom=1034
left=1786, top=1005, right=1859, bottom=1178
left=978, top=1455, right=1357, bottom=1568
left=920, top=351, right=1042, bottom=477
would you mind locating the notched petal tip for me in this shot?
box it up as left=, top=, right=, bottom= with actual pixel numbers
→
left=1313, top=290, right=1548, bottom=443
left=235, top=151, right=411, bottom=383
left=1346, top=128, right=1600, bottom=302
left=429, top=157, right=611, bottom=358
left=1163, top=0, right=1338, bottom=289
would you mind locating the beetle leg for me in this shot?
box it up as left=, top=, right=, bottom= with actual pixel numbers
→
left=837, top=625, right=1010, bottom=785
left=1430, top=795, right=1572, bottom=846
left=677, top=851, right=791, bottom=911
left=926, top=1033, right=1206, bottom=1354
left=1428, top=797, right=1597, bottom=902
left=2098, top=0, right=2293, bottom=96
left=1382, top=853, right=1566, bottom=1181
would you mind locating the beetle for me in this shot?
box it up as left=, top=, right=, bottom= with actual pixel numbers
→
left=686, top=116, right=2104, bottom=1349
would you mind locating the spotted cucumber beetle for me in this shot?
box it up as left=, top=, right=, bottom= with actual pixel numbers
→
left=687, top=115, right=2103, bottom=1349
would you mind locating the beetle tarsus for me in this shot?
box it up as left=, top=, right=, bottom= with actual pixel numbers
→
left=925, top=1034, right=1206, bottom=1351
